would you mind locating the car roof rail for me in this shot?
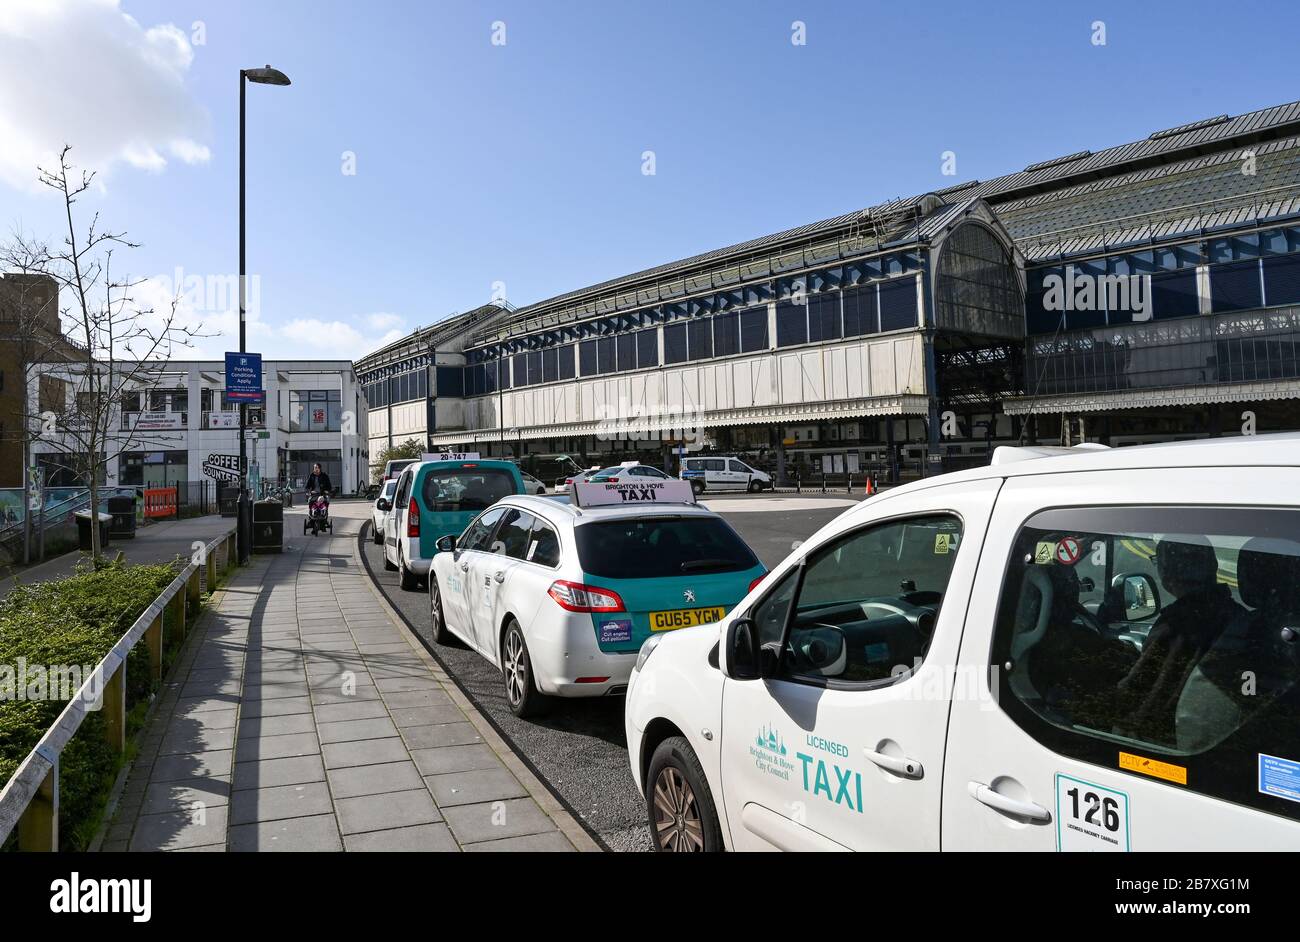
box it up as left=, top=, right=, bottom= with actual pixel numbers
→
left=990, top=442, right=1110, bottom=466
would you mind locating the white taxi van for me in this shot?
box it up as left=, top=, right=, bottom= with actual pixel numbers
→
left=625, top=434, right=1300, bottom=851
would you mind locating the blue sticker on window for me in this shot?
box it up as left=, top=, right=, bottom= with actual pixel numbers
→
left=599, top=619, right=633, bottom=644
left=1259, top=753, right=1300, bottom=804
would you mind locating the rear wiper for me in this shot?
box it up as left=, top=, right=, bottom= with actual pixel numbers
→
left=681, top=558, right=737, bottom=573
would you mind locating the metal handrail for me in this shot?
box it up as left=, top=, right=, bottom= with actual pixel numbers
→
left=0, top=525, right=239, bottom=850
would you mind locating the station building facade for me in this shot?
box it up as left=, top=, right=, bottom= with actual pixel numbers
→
left=358, top=100, right=1300, bottom=484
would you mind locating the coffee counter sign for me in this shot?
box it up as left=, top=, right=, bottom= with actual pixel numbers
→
left=202, top=453, right=242, bottom=482
left=224, top=351, right=263, bottom=402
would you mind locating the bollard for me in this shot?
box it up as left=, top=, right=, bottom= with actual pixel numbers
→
left=17, top=762, right=58, bottom=852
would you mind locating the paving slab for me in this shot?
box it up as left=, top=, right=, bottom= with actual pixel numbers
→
left=101, top=510, right=589, bottom=853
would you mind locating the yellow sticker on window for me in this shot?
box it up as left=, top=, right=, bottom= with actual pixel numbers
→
left=1034, top=541, right=1055, bottom=565
left=1119, top=751, right=1187, bottom=785
left=934, top=533, right=953, bottom=554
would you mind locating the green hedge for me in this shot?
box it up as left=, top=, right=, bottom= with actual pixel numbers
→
left=0, top=559, right=180, bottom=850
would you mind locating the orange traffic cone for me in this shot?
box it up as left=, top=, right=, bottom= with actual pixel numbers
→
left=864, top=475, right=875, bottom=497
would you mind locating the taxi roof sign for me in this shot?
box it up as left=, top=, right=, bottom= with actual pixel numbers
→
left=572, top=478, right=697, bottom=509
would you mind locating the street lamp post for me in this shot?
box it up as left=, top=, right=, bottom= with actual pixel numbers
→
left=238, top=64, right=290, bottom=563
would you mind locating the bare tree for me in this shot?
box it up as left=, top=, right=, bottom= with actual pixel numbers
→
left=10, top=146, right=206, bottom=562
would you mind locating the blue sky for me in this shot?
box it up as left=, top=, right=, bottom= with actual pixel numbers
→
left=2, top=0, right=1298, bottom=361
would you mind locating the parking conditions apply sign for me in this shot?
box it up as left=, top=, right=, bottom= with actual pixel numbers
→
left=224, top=352, right=263, bottom=402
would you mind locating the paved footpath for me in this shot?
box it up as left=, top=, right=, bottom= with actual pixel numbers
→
left=101, top=507, right=597, bottom=852
left=0, top=515, right=238, bottom=596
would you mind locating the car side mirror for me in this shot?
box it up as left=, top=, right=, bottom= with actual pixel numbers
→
left=722, top=618, right=781, bottom=680
left=722, top=618, right=761, bottom=680
left=376, top=498, right=391, bottom=512
left=1111, top=572, right=1161, bottom=621
left=435, top=534, right=456, bottom=553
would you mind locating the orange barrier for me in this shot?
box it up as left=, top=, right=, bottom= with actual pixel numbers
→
left=143, top=487, right=178, bottom=519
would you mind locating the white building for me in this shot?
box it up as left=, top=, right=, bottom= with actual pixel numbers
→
left=27, top=359, right=369, bottom=495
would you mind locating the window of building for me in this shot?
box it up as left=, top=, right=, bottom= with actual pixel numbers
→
left=616, top=333, right=637, bottom=372
left=558, top=344, right=576, bottom=380
left=807, top=292, right=842, bottom=343
left=740, top=307, right=769, bottom=353
left=579, top=340, right=598, bottom=376
left=879, top=277, right=919, bottom=332
left=635, top=328, right=658, bottom=368
left=1263, top=253, right=1300, bottom=306
left=1150, top=269, right=1200, bottom=320
left=688, top=317, right=713, bottom=361
left=1211, top=259, right=1264, bottom=314
left=597, top=336, right=616, bottom=374
left=663, top=323, right=688, bottom=365
left=713, top=312, right=740, bottom=357
left=290, top=389, right=342, bottom=431
left=934, top=223, right=1021, bottom=336
left=775, top=301, right=808, bottom=347
left=992, top=505, right=1300, bottom=822
left=843, top=285, right=878, bottom=337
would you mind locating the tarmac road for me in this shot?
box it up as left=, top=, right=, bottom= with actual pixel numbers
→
left=343, top=492, right=859, bottom=850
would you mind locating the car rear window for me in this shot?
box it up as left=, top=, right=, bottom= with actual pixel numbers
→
left=421, top=468, right=516, bottom=512
left=575, top=516, right=758, bottom=579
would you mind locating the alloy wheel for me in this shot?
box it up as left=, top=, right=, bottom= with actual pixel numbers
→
left=652, top=767, right=704, bottom=851
left=503, top=629, right=526, bottom=706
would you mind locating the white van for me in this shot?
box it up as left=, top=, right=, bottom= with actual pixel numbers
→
left=680, top=456, right=773, bottom=494
left=626, top=434, right=1300, bottom=851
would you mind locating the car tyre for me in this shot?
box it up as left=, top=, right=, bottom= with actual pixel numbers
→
left=646, top=736, right=724, bottom=852
left=373, top=524, right=384, bottom=545
left=747, top=480, right=760, bottom=493
left=383, top=547, right=397, bottom=571
left=398, top=549, right=420, bottom=591
left=501, top=620, right=548, bottom=718
left=690, top=479, right=705, bottom=495
left=429, top=580, right=453, bottom=645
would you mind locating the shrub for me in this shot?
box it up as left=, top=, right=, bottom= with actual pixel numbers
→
left=0, top=558, right=180, bottom=850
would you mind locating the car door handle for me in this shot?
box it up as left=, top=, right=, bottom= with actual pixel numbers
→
left=966, top=781, right=1051, bottom=822
left=493, top=571, right=505, bottom=584
left=864, top=749, right=923, bottom=779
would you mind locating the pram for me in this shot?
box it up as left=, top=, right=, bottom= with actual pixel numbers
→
left=304, top=490, right=332, bottom=535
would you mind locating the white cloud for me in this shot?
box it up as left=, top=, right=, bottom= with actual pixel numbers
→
left=113, top=275, right=410, bottom=362
left=0, top=0, right=209, bottom=191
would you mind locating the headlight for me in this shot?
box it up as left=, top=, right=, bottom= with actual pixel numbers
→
left=635, top=633, right=664, bottom=673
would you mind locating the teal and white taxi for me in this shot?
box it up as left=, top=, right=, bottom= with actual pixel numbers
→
left=426, top=479, right=766, bottom=718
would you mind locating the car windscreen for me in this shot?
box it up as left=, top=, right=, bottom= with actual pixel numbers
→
left=421, top=469, right=516, bottom=513
left=575, top=516, right=759, bottom=579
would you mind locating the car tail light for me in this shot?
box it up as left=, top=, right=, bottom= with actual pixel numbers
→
left=407, top=498, right=419, bottom=537
left=748, top=574, right=767, bottom=593
left=575, top=676, right=610, bottom=684
left=547, top=580, right=624, bottom=613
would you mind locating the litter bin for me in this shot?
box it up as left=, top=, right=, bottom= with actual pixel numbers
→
left=106, top=495, right=137, bottom=539
left=219, top=485, right=240, bottom=518
left=74, top=510, right=114, bottom=552
left=252, top=499, right=283, bottom=553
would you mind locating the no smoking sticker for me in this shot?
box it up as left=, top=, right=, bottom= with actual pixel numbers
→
left=1055, top=537, right=1082, bottom=566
